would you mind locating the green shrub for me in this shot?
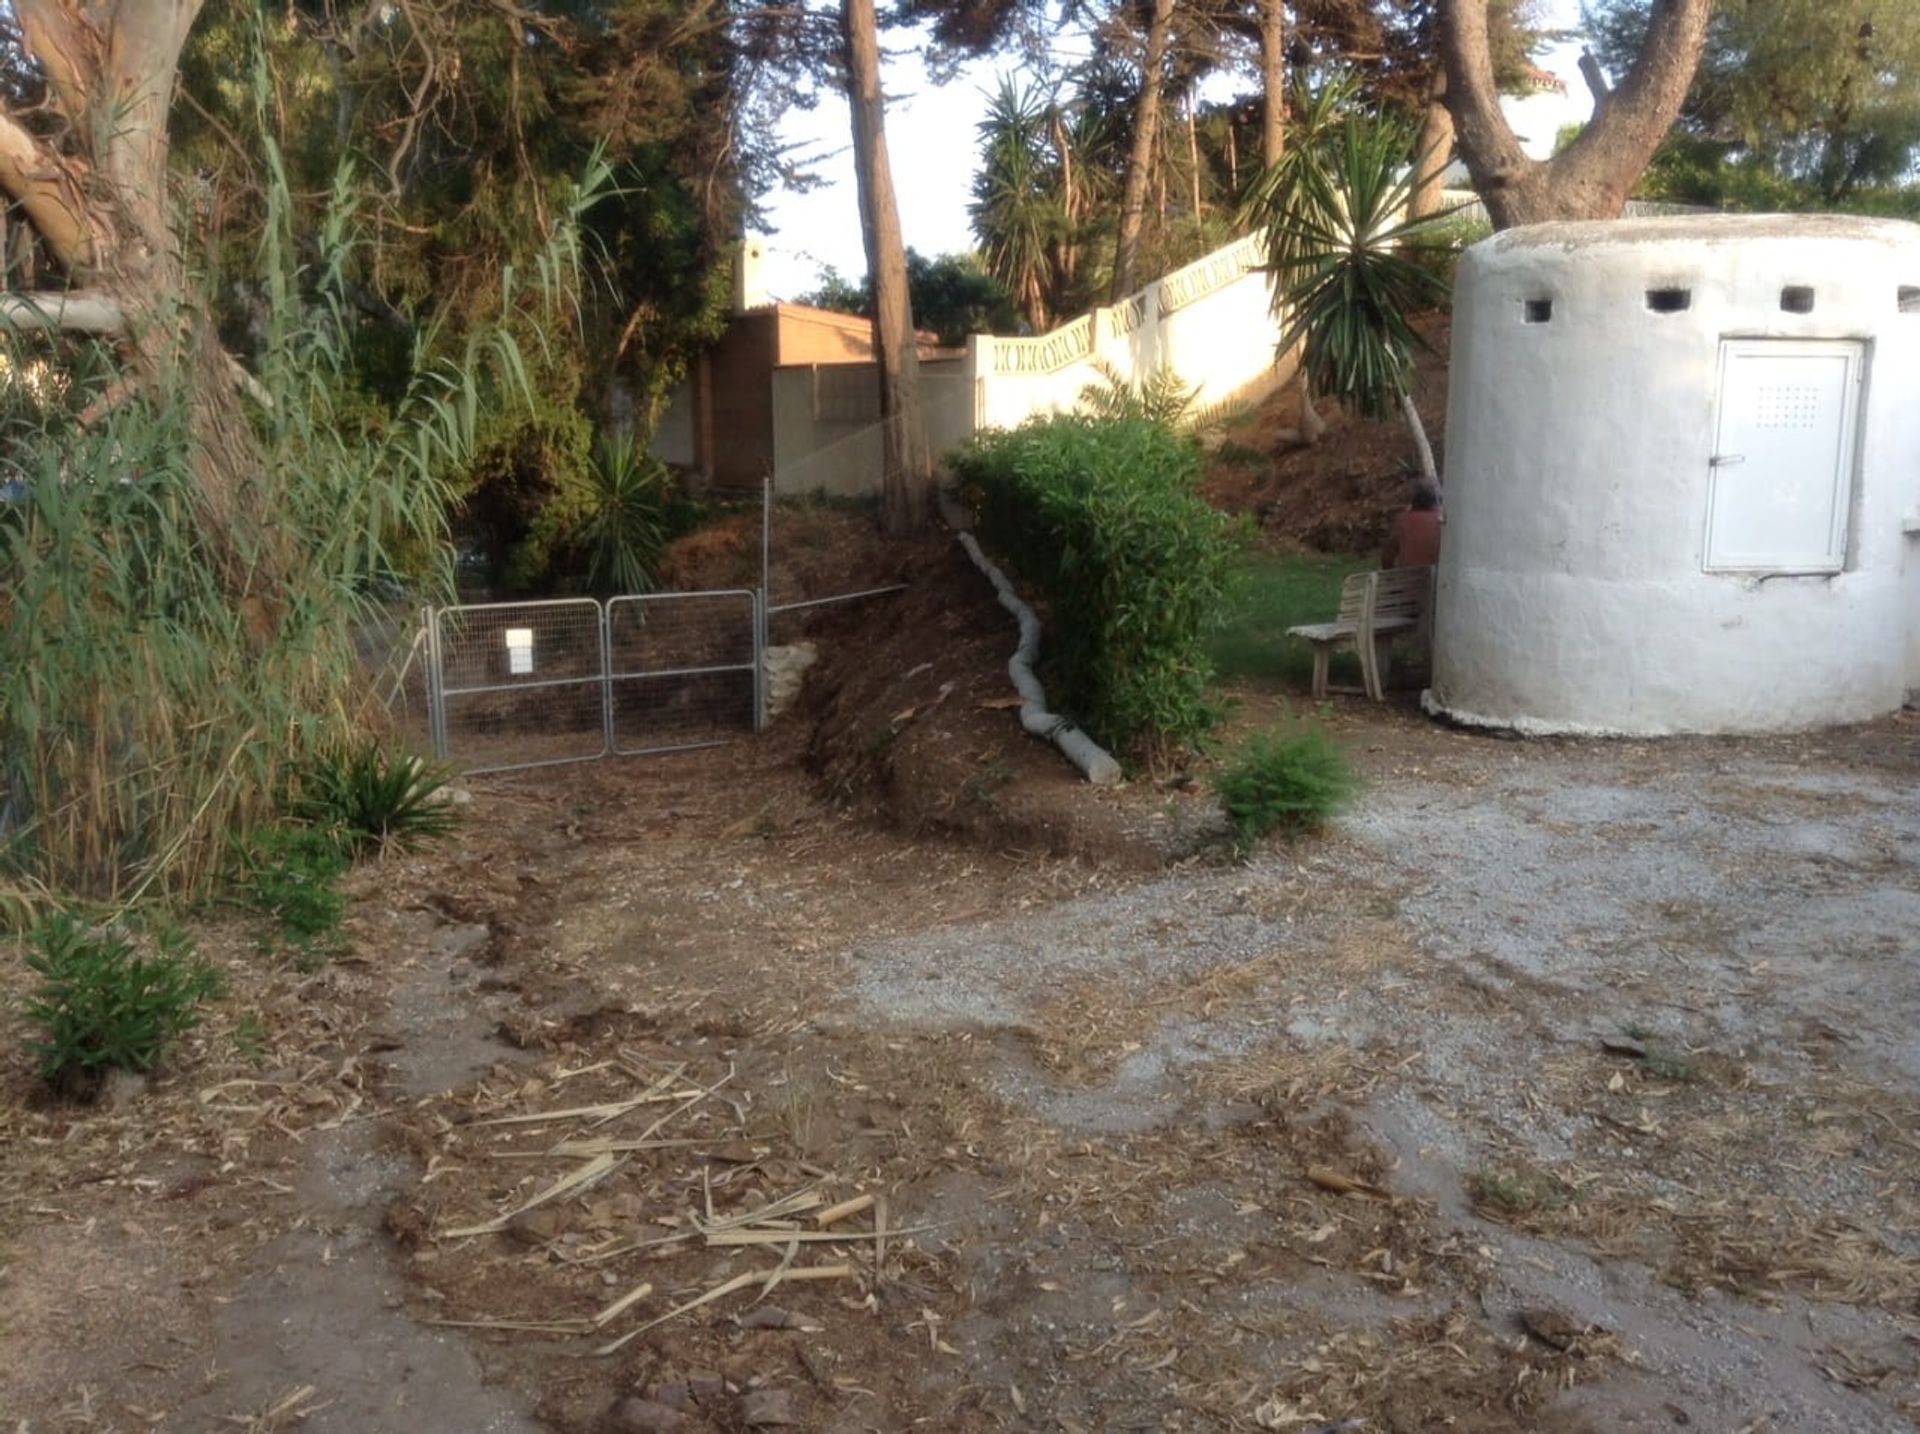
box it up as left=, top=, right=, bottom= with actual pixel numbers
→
left=24, top=914, right=225, bottom=1089
left=296, top=744, right=454, bottom=856
left=951, top=414, right=1238, bottom=759
left=238, top=824, right=350, bottom=964
left=1212, top=726, right=1357, bottom=853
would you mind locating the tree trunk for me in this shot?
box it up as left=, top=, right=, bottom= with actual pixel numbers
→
left=1111, top=0, right=1176, bottom=300
left=1399, top=391, right=1437, bottom=483
left=1258, top=0, right=1285, bottom=171
left=2, top=1, right=267, bottom=586
left=1408, top=71, right=1455, bottom=220
left=1186, top=96, right=1202, bottom=218
left=1298, top=373, right=1326, bottom=445
left=1440, top=0, right=1711, bottom=228
left=842, top=0, right=933, bottom=535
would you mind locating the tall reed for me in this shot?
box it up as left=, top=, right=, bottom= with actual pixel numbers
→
left=0, top=111, right=600, bottom=916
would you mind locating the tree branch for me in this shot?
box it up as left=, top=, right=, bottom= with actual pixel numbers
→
left=0, top=290, right=124, bottom=332
left=1578, top=49, right=1611, bottom=114
left=1563, top=0, right=1709, bottom=170
left=1439, top=0, right=1534, bottom=198
left=0, top=107, right=99, bottom=269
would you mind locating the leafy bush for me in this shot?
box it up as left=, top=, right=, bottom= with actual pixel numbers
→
left=951, top=414, right=1237, bottom=759
left=296, top=744, right=454, bottom=856
left=24, top=914, right=225, bottom=1089
left=238, top=824, right=350, bottom=964
left=1212, top=726, right=1357, bottom=853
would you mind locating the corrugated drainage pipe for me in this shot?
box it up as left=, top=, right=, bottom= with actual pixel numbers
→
left=957, top=531, right=1124, bottom=786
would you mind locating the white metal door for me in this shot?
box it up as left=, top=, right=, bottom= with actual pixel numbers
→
left=1704, top=339, right=1863, bottom=574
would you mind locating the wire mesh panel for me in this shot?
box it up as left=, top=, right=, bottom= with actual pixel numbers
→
left=607, top=590, right=759, bottom=755
left=431, top=599, right=608, bottom=774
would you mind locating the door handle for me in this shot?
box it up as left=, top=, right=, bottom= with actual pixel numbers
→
left=1710, top=454, right=1746, bottom=468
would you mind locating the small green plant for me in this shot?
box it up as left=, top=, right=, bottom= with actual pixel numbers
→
left=23, top=914, right=225, bottom=1090
left=1640, top=1049, right=1699, bottom=1083
left=1212, top=726, right=1357, bottom=854
left=1079, top=360, right=1199, bottom=427
left=296, top=744, right=454, bottom=856
left=239, top=824, right=350, bottom=965
left=1617, top=1024, right=1699, bottom=1082
left=1470, top=1166, right=1573, bottom=1217
left=962, top=758, right=1015, bottom=807
left=231, top=1012, right=270, bottom=1064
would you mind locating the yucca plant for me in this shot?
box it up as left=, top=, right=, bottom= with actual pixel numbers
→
left=296, top=744, right=455, bottom=856
left=578, top=430, right=670, bottom=596
left=1244, top=87, right=1459, bottom=482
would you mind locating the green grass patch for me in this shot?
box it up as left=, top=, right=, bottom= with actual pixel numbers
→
left=235, top=825, right=350, bottom=968
left=1208, top=550, right=1365, bottom=690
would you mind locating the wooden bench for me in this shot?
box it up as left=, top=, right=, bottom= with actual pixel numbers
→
left=1286, top=566, right=1434, bottom=702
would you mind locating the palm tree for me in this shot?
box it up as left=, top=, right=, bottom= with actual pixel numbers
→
left=1247, top=112, right=1455, bottom=483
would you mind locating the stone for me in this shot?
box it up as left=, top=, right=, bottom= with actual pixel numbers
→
left=761, top=643, right=818, bottom=721
left=603, top=1398, right=686, bottom=1433
left=430, top=923, right=493, bottom=960
left=739, top=1388, right=799, bottom=1426
left=99, top=1068, right=151, bottom=1109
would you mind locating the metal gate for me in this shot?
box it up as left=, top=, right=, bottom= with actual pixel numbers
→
left=426, top=591, right=761, bottom=775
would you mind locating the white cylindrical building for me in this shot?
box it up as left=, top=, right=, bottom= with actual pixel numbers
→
left=1428, top=215, right=1920, bottom=736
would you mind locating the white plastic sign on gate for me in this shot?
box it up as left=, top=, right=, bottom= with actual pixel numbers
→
left=504, top=627, right=534, bottom=675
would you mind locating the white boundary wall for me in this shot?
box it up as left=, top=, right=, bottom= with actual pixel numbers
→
left=1430, top=214, right=1920, bottom=735
left=656, top=234, right=1292, bottom=497
left=967, top=234, right=1290, bottom=431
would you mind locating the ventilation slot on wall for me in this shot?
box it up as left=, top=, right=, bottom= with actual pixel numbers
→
left=1645, top=287, right=1692, bottom=313
left=1900, top=285, right=1920, bottom=314
left=1523, top=298, right=1553, bottom=324
left=1780, top=285, right=1815, bottom=314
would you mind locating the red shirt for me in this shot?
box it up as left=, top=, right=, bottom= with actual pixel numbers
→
left=1386, top=509, right=1442, bottom=568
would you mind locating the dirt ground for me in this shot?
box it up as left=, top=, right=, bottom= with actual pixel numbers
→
left=5, top=630, right=1919, bottom=1433
left=1206, top=313, right=1451, bottom=556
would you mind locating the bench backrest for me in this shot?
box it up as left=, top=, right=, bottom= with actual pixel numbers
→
left=1371, top=565, right=1434, bottom=623
left=1335, top=571, right=1372, bottom=623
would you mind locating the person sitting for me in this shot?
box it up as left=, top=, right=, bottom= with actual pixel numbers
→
left=1382, top=481, right=1442, bottom=569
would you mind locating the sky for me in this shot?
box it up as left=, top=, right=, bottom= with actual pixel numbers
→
left=754, top=1, right=1593, bottom=301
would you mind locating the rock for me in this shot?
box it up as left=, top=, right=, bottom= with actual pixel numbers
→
left=505, top=1207, right=567, bottom=1245
left=431, top=922, right=493, bottom=960
left=1518, top=1305, right=1589, bottom=1351
left=643, top=1383, right=690, bottom=1411
left=100, top=1068, right=151, bottom=1109
left=686, top=1372, right=727, bottom=1402
left=739, top=1388, right=799, bottom=1426
left=761, top=643, right=818, bottom=721
left=603, top=1398, right=686, bottom=1433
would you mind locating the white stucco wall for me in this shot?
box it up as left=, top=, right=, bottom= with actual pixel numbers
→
left=970, top=235, right=1290, bottom=431
left=1430, top=215, right=1920, bottom=736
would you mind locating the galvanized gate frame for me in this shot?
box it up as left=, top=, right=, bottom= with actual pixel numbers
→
left=425, top=590, right=764, bottom=776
